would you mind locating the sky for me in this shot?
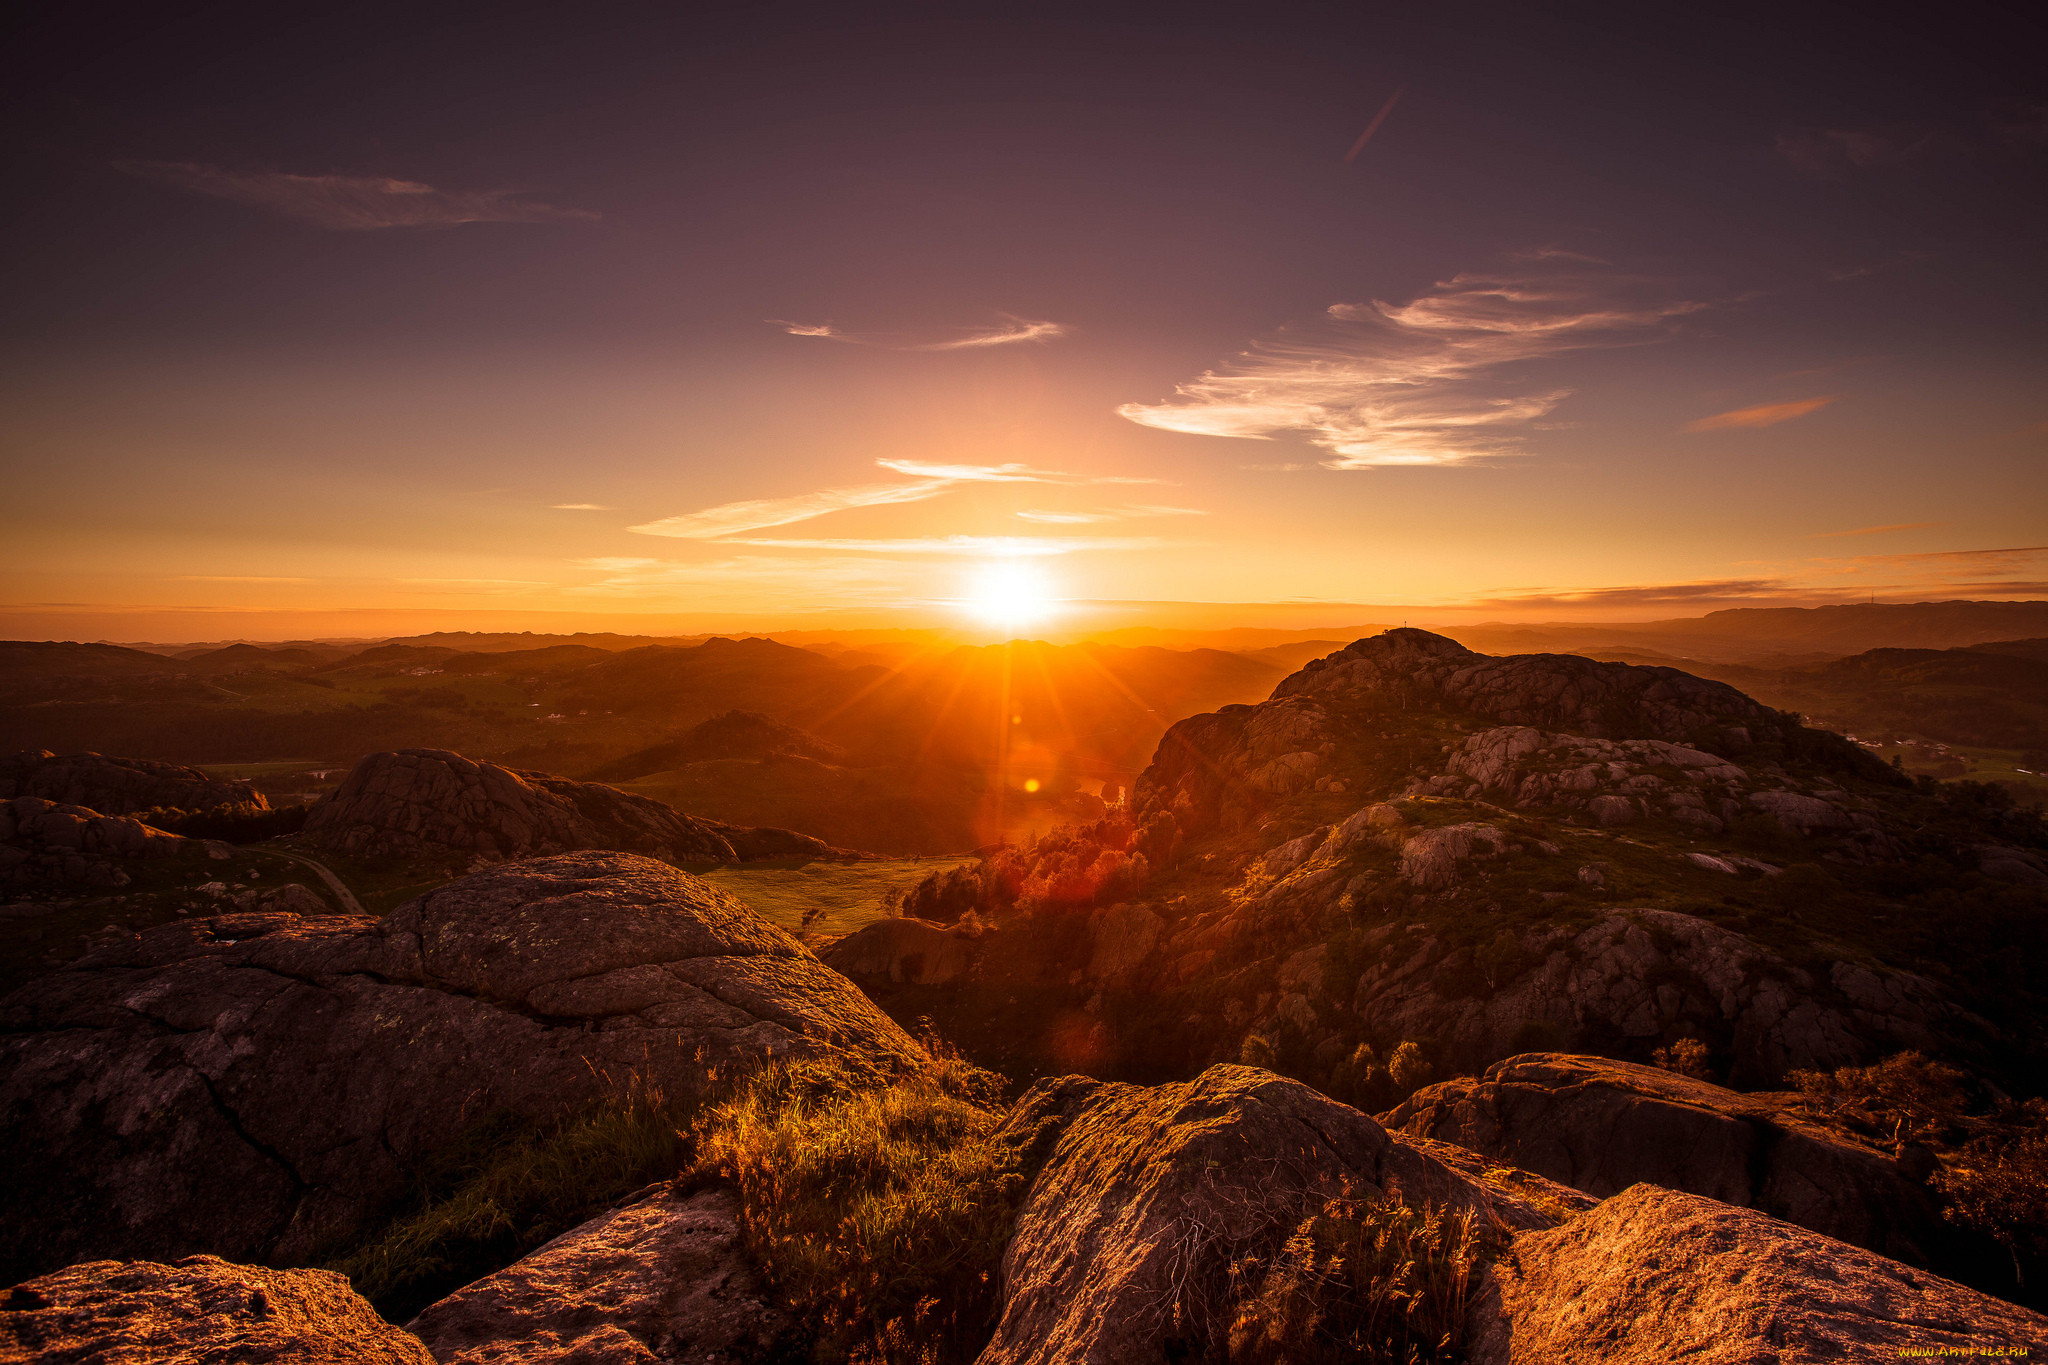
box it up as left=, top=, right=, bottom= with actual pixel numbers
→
left=4, top=0, right=2045, bottom=641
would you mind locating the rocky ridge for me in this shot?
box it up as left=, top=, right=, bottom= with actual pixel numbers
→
left=0, top=749, right=264, bottom=815
left=1, top=795, right=192, bottom=888
left=301, top=747, right=845, bottom=864
left=0, top=851, right=919, bottom=1283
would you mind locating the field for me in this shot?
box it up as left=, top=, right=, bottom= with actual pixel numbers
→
left=692, top=856, right=977, bottom=938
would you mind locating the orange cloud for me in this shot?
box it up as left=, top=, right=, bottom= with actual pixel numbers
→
left=1683, top=397, right=1835, bottom=431
left=1810, top=521, right=1940, bottom=538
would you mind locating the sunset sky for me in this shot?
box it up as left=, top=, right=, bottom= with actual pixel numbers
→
left=4, top=2, right=2044, bottom=641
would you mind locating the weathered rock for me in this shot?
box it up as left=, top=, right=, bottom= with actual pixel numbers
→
left=1386, top=1054, right=2010, bottom=1295
left=0, top=749, right=263, bottom=815
left=0, top=851, right=921, bottom=1283
left=819, top=915, right=975, bottom=984
left=978, top=1064, right=1579, bottom=1364
left=1465, top=1185, right=2048, bottom=1363
left=301, top=748, right=839, bottom=864
left=0, top=795, right=192, bottom=888
left=1082, top=902, right=1163, bottom=983
left=0, top=1254, right=433, bottom=1364
left=405, top=1187, right=799, bottom=1364
left=1398, top=821, right=1507, bottom=890
left=1349, top=908, right=1985, bottom=1085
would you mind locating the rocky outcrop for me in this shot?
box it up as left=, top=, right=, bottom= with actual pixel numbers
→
left=0, top=851, right=920, bottom=1283
left=0, top=749, right=263, bottom=815
left=1386, top=1054, right=2007, bottom=1293
left=301, top=748, right=838, bottom=864
left=1136, top=629, right=1881, bottom=838
left=820, top=915, right=976, bottom=984
left=1, top=795, right=192, bottom=888
left=1276, top=629, right=1781, bottom=745
left=1465, top=1185, right=2048, bottom=1363
left=0, top=1255, right=433, bottom=1364
left=1346, top=909, right=1981, bottom=1085
left=978, top=1064, right=1580, bottom=1364
left=405, top=1187, right=799, bottom=1364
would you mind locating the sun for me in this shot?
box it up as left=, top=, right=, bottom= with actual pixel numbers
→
left=964, top=561, right=1059, bottom=631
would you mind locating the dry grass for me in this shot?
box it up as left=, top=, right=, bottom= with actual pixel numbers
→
left=1226, top=1186, right=1505, bottom=1365
left=686, top=1045, right=1025, bottom=1364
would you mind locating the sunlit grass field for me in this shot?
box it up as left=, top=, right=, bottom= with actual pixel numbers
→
left=690, top=855, right=975, bottom=937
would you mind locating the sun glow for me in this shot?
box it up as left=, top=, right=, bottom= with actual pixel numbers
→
left=963, top=561, right=1060, bottom=631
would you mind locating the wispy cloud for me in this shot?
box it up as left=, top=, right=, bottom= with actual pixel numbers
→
left=574, top=554, right=915, bottom=601
left=1017, top=504, right=1208, bottom=524
left=630, top=460, right=1164, bottom=540
left=118, top=162, right=597, bottom=231
left=720, top=536, right=1162, bottom=556
left=1472, top=579, right=1822, bottom=610
left=1811, top=522, right=1941, bottom=538
left=769, top=316, right=1068, bottom=350
left=551, top=503, right=614, bottom=511
left=1683, top=397, right=1834, bottom=432
left=1776, top=128, right=1928, bottom=178
left=170, top=575, right=312, bottom=583
left=1119, top=265, right=1708, bottom=468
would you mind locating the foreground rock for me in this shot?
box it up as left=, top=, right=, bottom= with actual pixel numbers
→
left=405, top=1187, right=799, bottom=1364
left=0, top=851, right=919, bottom=1283
left=1, top=794, right=192, bottom=888
left=0, top=749, right=263, bottom=815
left=0, top=1255, right=433, bottom=1364
left=302, top=748, right=844, bottom=865
left=1466, top=1185, right=2048, bottom=1363
left=979, top=1064, right=1582, bottom=1364
left=1388, top=1053, right=2014, bottom=1297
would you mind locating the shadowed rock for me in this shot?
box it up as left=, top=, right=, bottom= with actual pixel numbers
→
left=301, top=748, right=839, bottom=864
left=405, top=1188, right=799, bottom=1364
left=1387, top=1053, right=2013, bottom=1298
left=979, top=1064, right=1583, bottom=1364
left=1, top=795, right=191, bottom=888
left=0, top=851, right=920, bottom=1283
left=0, top=749, right=264, bottom=815
left=1464, top=1185, right=2048, bottom=1363
left=0, top=1255, right=433, bottom=1365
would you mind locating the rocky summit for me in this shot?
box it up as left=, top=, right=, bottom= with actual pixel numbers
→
left=0, top=851, right=919, bottom=1283
left=301, top=747, right=844, bottom=864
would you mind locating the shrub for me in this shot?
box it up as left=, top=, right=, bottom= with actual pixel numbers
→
left=1651, top=1038, right=1714, bottom=1081
left=1387, top=1041, right=1434, bottom=1097
left=1935, top=1109, right=2048, bottom=1285
left=687, top=1047, right=1025, bottom=1364
left=1227, top=1187, right=1505, bottom=1364
left=325, top=1077, right=695, bottom=1322
left=1790, top=1051, right=1968, bottom=1147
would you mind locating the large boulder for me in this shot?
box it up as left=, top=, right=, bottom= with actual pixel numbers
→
left=978, top=1064, right=1581, bottom=1364
left=820, top=915, right=976, bottom=984
left=301, top=748, right=837, bottom=864
left=1465, top=1185, right=2048, bottom=1363
left=0, top=749, right=263, bottom=815
left=0, top=1255, right=433, bottom=1364
left=405, top=1187, right=799, bottom=1364
left=0, top=795, right=192, bottom=888
left=1386, top=1053, right=2011, bottom=1296
left=0, top=851, right=921, bottom=1283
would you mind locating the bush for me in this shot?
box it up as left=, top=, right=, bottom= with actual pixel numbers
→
left=1790, top=1051, right=1968, bottom=1147
left=325, top=1077, right=695, bottom=1322
left=1935, top=1109, right=2048, bottom=1285
left=1651, top=1038, right=1714, bottom=1081
left=687, top=1047, right=1025, bottom=1363
left=134, top=800, right=309, bottom=843
left=1227, top=1187, right=1505, bottom=1364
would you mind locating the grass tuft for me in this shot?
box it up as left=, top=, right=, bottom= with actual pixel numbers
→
left=1226, top=1186, right=1505, bottom=1365
left=687, top=1043, right=1023, bottom=1364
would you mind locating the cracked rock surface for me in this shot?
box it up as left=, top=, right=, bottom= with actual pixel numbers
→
left=405, top=1187, right=800, bottom=1364
left=0, top=851, right=920, bottom=1284
left=0, top=749, right=263, bottom=816
left=978, top=1064, right=1586, bottom=1365
left=0, top=1254, right=434, bottom=1365
left=1464, top=1184, right=2048, bottom=1363
left=1386, top=1053, right=2015, bottom=1299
